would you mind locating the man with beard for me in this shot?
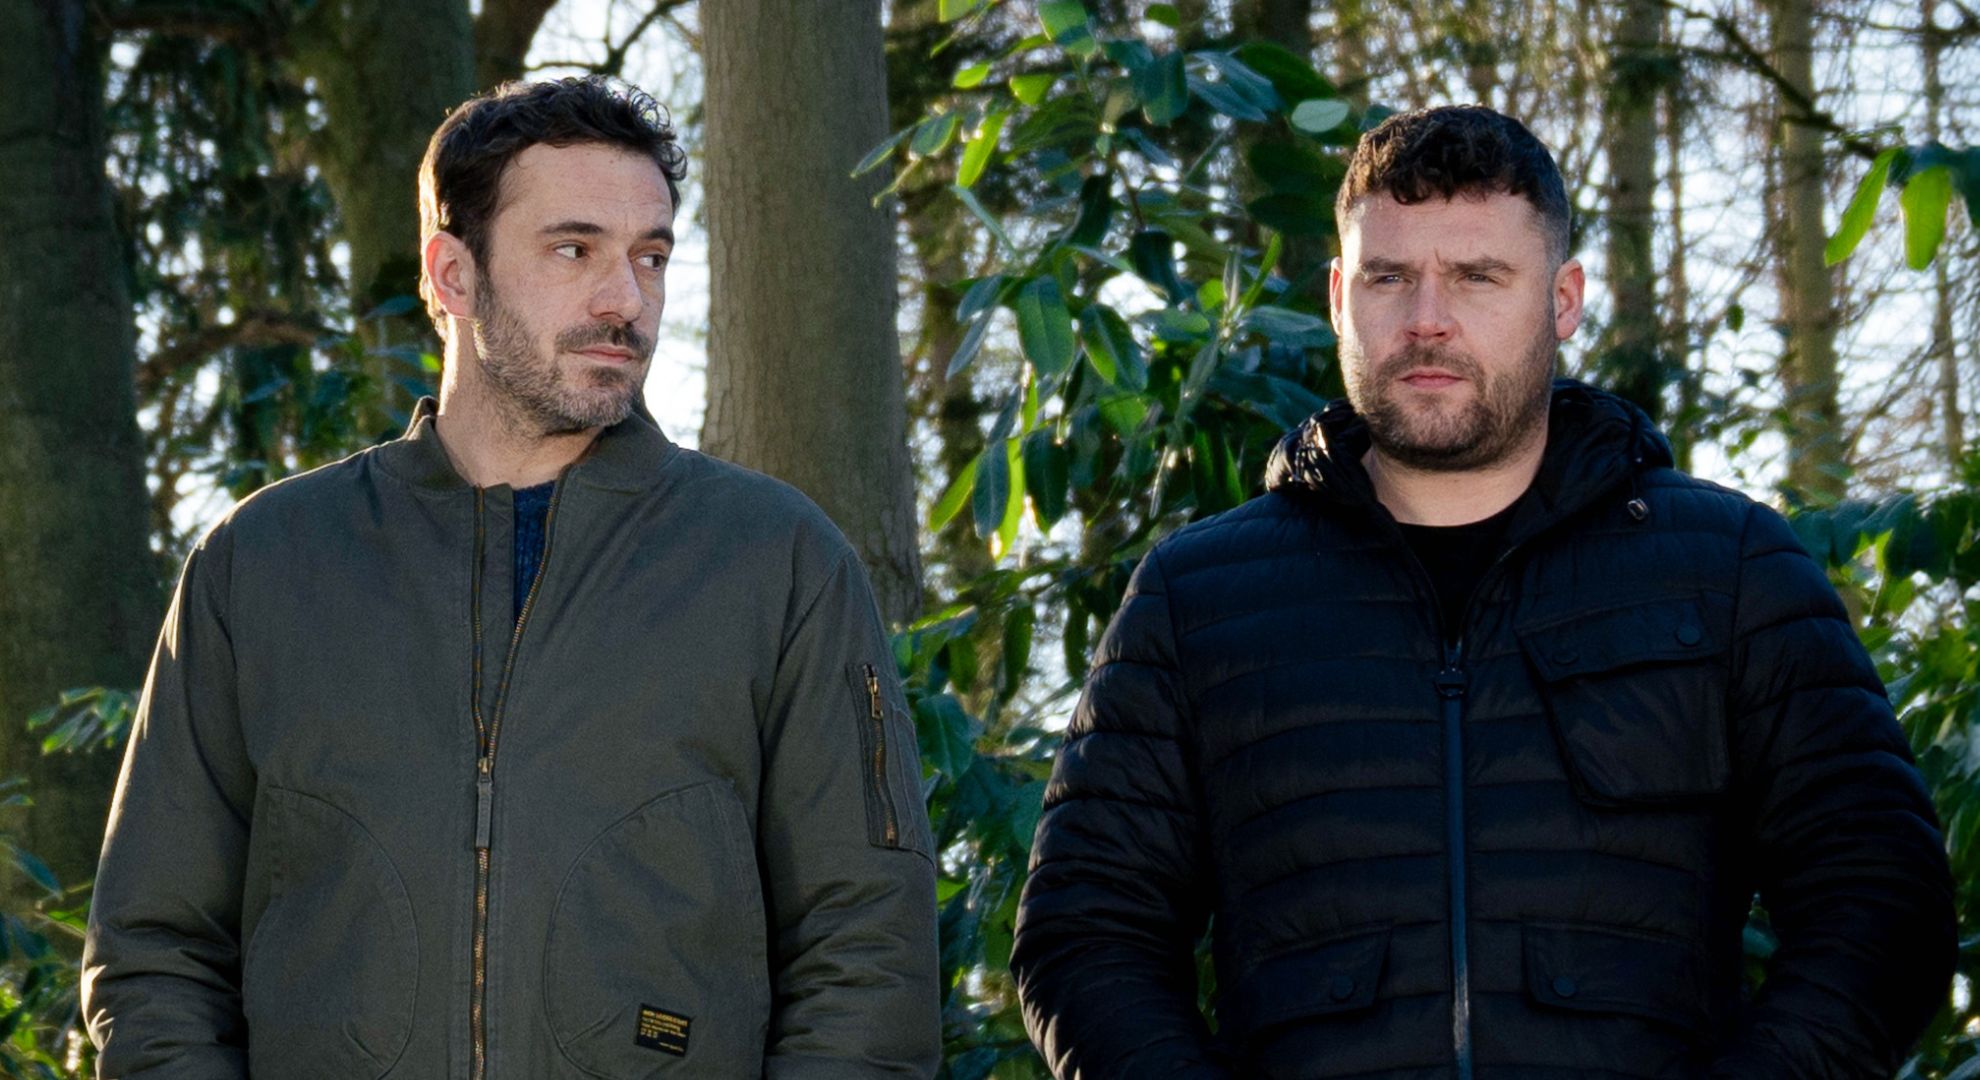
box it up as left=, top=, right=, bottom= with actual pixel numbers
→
left=83, top=77, right=940, bottom=1080
left=1010, top=105, right=1953, bottom=1079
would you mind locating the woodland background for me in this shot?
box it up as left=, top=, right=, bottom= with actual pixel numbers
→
left=0, top=0, right=1976, bottom=1075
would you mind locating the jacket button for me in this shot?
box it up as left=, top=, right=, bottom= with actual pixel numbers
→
left=1552, top=976, right=1578, bottom=998
left=1676, top=623, right=1702, bottom=646
left=1328, top=974, right=1356, bottom=1001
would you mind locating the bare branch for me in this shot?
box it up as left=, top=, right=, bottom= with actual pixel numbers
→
left=474, top=0, right=560, bottom=88
left=137, top=311, right=330, bottom=397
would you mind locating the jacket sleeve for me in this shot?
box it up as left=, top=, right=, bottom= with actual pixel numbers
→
left=757, top=544, right=940, bottom=1079
left=1707, top=504, right=1956, bottom=1079
left=82, top=529, right=254, bottom=1078
left=1010, top=548, right=1230, bottom=1079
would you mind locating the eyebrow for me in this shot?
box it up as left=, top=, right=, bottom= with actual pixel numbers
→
left=1355, top=256, right=1515, bottom=275
left=539, top=220, right=676, bottom=246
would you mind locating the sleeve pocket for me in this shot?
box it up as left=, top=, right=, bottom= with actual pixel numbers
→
left=844, top=661, right=931, bottom=855
left=1518, top=595, right=1731, bottom=807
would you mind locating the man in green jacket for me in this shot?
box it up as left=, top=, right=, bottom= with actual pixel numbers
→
left=82, top=76, right=940, bottom=1080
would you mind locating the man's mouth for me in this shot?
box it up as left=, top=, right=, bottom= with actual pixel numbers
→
left=575, top=346, right=639, bottom=364
left=1396, top=368, right=1465, bottom=389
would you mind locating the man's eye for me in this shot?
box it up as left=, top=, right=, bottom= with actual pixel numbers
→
left=553, top=243, right=584, bottom=260
left=637, top=251, right=670, bottom=270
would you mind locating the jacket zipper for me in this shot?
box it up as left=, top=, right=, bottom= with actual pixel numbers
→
left=469, top=475, right=569, bottom=1080
left=863, top=663, right=901, bottom=847
left=1393, top=535, right=1523, bottom=1080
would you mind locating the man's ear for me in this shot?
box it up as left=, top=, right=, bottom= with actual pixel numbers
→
left=423, top=231, right=479, bottom=322
left=1328, top=256, right=1346, bottom=333
left=1552, top=257, right=1586, bottom=341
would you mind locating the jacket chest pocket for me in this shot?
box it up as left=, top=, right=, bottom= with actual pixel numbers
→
left=1518, top=595, right=1731, bottom=807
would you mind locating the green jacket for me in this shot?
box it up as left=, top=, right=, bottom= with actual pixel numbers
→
left=83, top=402, right=940, bottom=1080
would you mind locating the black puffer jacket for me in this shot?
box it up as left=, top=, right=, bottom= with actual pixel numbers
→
left=1011, top=382, right=1954, bottom=1079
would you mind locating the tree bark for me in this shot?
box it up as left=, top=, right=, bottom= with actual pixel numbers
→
left=294, top=0, right=476, bottom=436
left=1596, top=0, right=1665, bottom=421
left=475, top=0, right=560, bottom=89
left=1770, top=0, right=1845, bottom=502
left=0, top=0, right=161, bottom=891
left=1922, top=0, right=1963, bottom=473
left=701, top=0, right=923, bottom=625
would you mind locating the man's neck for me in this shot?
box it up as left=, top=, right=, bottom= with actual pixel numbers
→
left=433, top=360, right=600, bottom=489
left=1364, top=433, right=1546, bottom=527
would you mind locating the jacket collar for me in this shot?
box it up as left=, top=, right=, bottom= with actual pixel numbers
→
left=382, top=396, right=681, bottom=494
left=1263, top=378, right=1674, bottom=536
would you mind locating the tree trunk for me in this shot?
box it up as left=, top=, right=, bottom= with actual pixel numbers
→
left=294, top=0, right=476, bottom=437
left=1596, top=0, right=1665, bottom=421
left=701, top=0, right=923, bottom=625
left=1921, top=0, right=1963, bottom=473
left=0, top=0, right=161, bottom=892
left=1770, top=0, right=1845, bottom=502
left=475, top=0, right=559, bottom=89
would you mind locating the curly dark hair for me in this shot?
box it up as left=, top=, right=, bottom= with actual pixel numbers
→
left=1335, top=105, right=1572, bottom=264
left=417, top=76, right=688, bottom=329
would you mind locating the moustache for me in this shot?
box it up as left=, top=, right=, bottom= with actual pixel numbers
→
left=1380, top=344, right=1482, bottom=382
left=556, top=321, right=653, bottom=359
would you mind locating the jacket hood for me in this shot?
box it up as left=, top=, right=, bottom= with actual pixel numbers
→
left=1264, top=379, right=1675, bottom=520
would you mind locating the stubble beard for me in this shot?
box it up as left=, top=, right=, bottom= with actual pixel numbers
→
left=1345, top=313, right=1559, bottom=473
left=471, top=276, right=653, bottom=438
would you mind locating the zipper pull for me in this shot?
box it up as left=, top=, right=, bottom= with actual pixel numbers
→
left=474, top=770, right=494, bottom=851
left=1435, top=645, right=1468, bottom=699
left=865, top=664, right=883, bottom=720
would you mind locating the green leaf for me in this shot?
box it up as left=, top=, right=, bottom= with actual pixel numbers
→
left=1247, top=139, right=1344, bottom=194
left=1022, top=430, right=1071, bottom=526
left=957, top=108, right=1010, bottom=189
left=1726, top=303, right=1745, bottom=334
left=972, top=442, right=1011, bottom=539
left=1000, top=604, right=1036, bottom=694
left=1039, top=0, right=1095, bottom=54
left=362, top=295, right=420, bottom=320
left=1128, top=228, right=1187, bottom=302
left=915, top=694, right=977, bottom=779
left=929, top=457, right=979, bottom=531
left=953, top=61, right=992, bottom=89
left=1900, top=163, right=1954, bottom=270
left=1136, top=50, right=1189, bottom=126
left=1014, top=277, right=1076, bottom=377
left=938, top=0, right=988, bottom=21
left=1188, top=73, right=1269, bottom=122
left=1242, top=305, right=1336, bottom=347
left=1290, top=98, right=1352, bottom=134
left=1151, top=308, right=1214, bottom=342
left=7, top=847, right=57, bottom=897
left=1197, top=51, right=1283, bottom=112
left=1009, top=72, right=1057, bottom=106
left=1078, top=304, right=1146, bottom=390
left=1235, top=41, right=1335, bottom=103
left=995, top=438, right=1026, bottom=559
left=956, top=274, right=1006, bottom=324
left=1147, top=3, right=1180, bottom=27
left=1247, top=192, right=1335, bottom=236
left=910, top=112, right=961, bottom=157
left=1065, top=173, right=1113, bottom=247
left=1826, top=146, right=1898, bottom=266
left=946, top=311, right=993, bottom=379
left=952, top=184, right=1016, bottom=253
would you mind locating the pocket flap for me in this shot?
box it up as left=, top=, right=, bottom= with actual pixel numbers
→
left=1232, top=925, right=1390, bottom=1033
left=1519, top=597, right=1722, bottom=683
left=1524, top=922, right=1709, bottom=1031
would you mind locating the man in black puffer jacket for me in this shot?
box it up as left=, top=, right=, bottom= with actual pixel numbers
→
left=1010, top=105, right=1955, bottom=1079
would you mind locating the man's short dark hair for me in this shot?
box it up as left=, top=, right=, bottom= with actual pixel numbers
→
left=418, top=76, right=688, bottom=330
left=1335, top=105, right=1572, bottom=265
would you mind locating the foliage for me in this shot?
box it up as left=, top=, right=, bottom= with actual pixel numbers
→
left=1828, top=141, right=1980, bottom=270
left=871, top=1, right=1363, bottom=1072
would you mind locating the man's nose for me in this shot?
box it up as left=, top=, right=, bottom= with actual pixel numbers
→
left=1403, top=279, right=1457, bottom=341
left=590, top=258, right=645, bottom=324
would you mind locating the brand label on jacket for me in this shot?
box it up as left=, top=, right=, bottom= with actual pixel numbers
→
left=635, top=1005, right=691, bottom=1056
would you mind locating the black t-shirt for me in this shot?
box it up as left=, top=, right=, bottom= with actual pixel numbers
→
left=1397, top=497, right=1522, bottom=646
